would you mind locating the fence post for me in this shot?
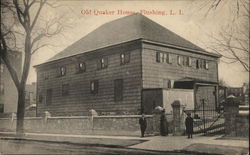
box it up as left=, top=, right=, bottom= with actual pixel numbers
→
left=171, top=100, right=183, bottom=136
left=224, top=95, right=239, bottom=136
left=11, top=112, right=16, bottom=129
left=44, top=111, right=51, bottom=123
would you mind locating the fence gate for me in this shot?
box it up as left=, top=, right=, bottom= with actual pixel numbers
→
left=183, top=108, right=224, bottom=135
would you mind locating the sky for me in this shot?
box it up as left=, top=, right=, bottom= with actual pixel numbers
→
left=26, top=0, right=249, bottom=87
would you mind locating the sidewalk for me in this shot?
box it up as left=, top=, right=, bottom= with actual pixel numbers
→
left=130, top=135, right=249, bottom=154
left=0, top=131, right=249, bottom=154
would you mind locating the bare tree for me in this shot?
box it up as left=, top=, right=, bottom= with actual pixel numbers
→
left=0, top=0, right=66, bottom=136
left=195, top=0, right=249, bottom=72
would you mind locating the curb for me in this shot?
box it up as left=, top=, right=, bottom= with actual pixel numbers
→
left=0, top=136, right=219, bottom=155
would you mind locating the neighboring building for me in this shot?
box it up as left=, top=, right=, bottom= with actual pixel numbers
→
left=25, top=82, right=37, bottom=107
left=227, top=87, right=243, bottom=98
left=242, top=83, right=249, bottom=105
left=218, top=83, right=249, bottom=106
left=0, top=51, right=22, bottom=113
left=25, top=82, right=37, bottom=117
left=35, top=14, right=220, bottom=116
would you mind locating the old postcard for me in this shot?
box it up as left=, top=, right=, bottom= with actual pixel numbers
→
left=0, top=0, right=249, bottom=154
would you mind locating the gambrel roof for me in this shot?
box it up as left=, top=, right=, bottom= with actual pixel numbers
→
left=46, top=13, right=219, bottom=63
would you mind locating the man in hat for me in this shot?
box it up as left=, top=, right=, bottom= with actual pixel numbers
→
left=185, top=113, right=193, bottom=138
left=139, top=113, right=147, bottom=137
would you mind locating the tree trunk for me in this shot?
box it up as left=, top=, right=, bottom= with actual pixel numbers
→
left=16, top=86, right=26, bottom=136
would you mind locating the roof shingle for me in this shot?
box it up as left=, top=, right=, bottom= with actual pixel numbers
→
left=47, top=14, right=216, bottom=63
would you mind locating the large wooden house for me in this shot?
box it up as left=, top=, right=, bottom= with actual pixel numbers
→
left=35, top=14, right=220, bottom=116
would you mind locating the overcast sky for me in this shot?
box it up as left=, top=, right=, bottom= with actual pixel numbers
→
left=28, top=0, right=249, bottom=87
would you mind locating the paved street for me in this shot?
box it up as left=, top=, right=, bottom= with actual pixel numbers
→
left=0, top=132, right=248, bottom=155
left=0, top=139, right=188, bottom=155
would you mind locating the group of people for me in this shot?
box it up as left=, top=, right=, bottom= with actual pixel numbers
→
left=139, top=111, right=193, bottom=138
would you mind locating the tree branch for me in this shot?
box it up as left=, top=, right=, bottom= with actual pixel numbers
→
left=30, top=0, right=46, bottom=30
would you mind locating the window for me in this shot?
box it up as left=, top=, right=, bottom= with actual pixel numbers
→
left=46, top=89, right=52, bottom=105
left=156, top=52, right=165, bottom=63
left=90, top=80, right=98, bottom=94
left=0, top=83, right=4, bottom=95
left=114, top=79, right=123, bottom=101
left=163, top=53, right=167, bottom=63
left=59, top=67, right=66, bottom=76
left=167, top=53, right=172, bottom=64
left=182, top=56, right=187, bottom=66
left=44, top=72, right=49, bottom=80
left=196, top=59, right=199, bottom=69
left=156, top=52, right=160, bottom=62
left=97, top=57, right=108, bottom=70
left=120, top=52, right=130, bottom=65
left=187, top=57, right=192, bottom=67
left=205, top=61, right=209, bottom=69
left=0, top=65, right=3, bottom=73
left=77, top=62, right=86, bottom=73
left=62, top=84, right=69, bottom=96
left=38, top=94, right=43, bottom=103
left=177, top=56, right=182, bottom=65
left=199, top=59, right=203, bottom=69
left=156, top=52, right=172, bottom=64
left=0, top=104, right=4, bottom=113
left=163, top=79, right=174, bottom=89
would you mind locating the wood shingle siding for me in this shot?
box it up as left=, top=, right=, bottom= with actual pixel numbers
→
left=36, top=41, right=142, bottom=116
left=142, top=43, right=218, bottom=89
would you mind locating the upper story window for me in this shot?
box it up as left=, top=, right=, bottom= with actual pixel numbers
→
left=196, top=59, right=200, bottom=69
left=59, top=66, right=66, bottom=76
left=196, top=59, right=209, bottom=70
left=199, top=59, right=204, bottom=69
left=167, top=53, right=172, bottom=64
left=120, top=52, right=130, bottom=65
left=62, top=84, right=69, bottom=96
left=97, top=57, right=108, bottom=70
left=182, top=56, right=192, bottom=67
left=187, top=57, right=192, bottom=67
left=90, top=80, right=98, bottom=94
left=77, top=62, right=86, bottom=73
left=205, top=61, right=209, bottom=69
left=156, top=52, right=172, bottom=64
left=177, top=56, right=182, bottom=65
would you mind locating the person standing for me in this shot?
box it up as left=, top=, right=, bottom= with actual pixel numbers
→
left=185, top=113, right=194, bottom=138
left=160, top=109, right=168, bottom=136
left=139, top=113, right=147, bottom=137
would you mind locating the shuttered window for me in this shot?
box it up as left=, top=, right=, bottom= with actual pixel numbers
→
left=58, top=66, right=66, bottom=77
left=205, top=61, right=209, bottom=69
left=0, top=83, right=4, bottom=95
left=120, top=52, right=130, bottom=65
left=177, top=56, right=182, bottom=65
left=167, top=53, right=172, bottom=64
left=77, top=62, right=86, bottom=73
left=114, top=79, right=123, bottom=101
left=187, top=57, right=192, bottom=67
left=46, top=89, right=52, bottom=105
left=156, top=52, right=160, bottom=62
left=97, top=57, right=108, bottom=70
left=38, top=94, right=43, bottom=103
left=196, top=59, right=199, bottom=69
left=62, top=84, right=69, bottom=96
left=156, top=52, right=172, bottom=64
left=90, top=80, right=98, bottom=94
